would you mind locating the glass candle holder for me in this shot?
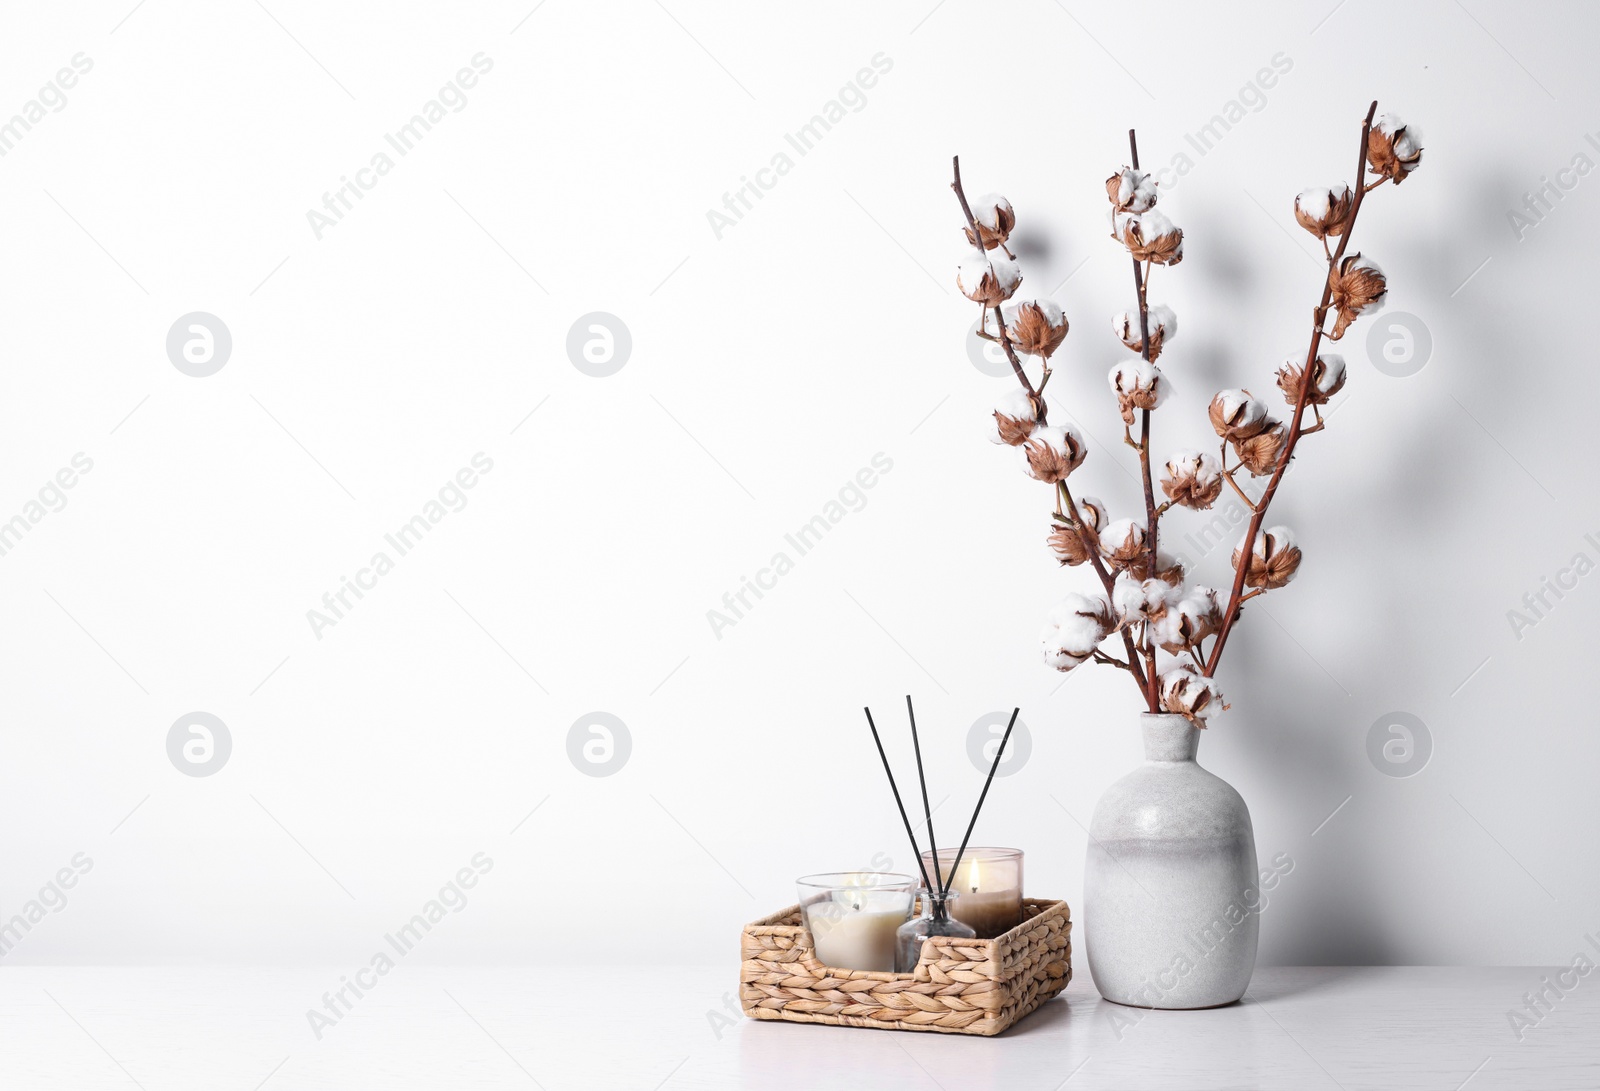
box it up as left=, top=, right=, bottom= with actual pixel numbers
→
left=795, top=872, right=916, bottom=973
left=895, top=889, right=977, bottom=972
left=918, top=847, right=1024, bottom=939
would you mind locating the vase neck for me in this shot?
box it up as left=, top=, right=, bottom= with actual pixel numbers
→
left=1141, top=713, right=1199, bottom=762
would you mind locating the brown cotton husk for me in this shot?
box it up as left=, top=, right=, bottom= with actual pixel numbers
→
left=1233, top=423, right=1286, bottom=476
left=1022, top=430, right=1085, bottom=484
left=1120, top=218, right=1183, bottom=266
left=1276, top=355, right=1347, bottom=406
left=1294, top=186, right=1354, bottom=239
left=1208, top=392, right=1269, bottom=441
left=1100, top=524, right=1145, bottom=568
left=1128, top=554, right=1185, bottom=586
left=1328, top=254, right=1386, bottom=339
left=1047, top=522, right=1097, bottom=567
left=959, top=266, right=1020, bottom=306
left=1232, top=528, right=1303, bottom=590
left=1007, top=301, right=1069, bottom=358
left=1113, top=313, right=1167, bottom=361
left=1162, top=467, right=1222, bottom=510
left=1367, top=124, right=1422, bottom=185
left=964, top=200, right=1016, bottom=250
left=994, top=411, right=1036, bottom=446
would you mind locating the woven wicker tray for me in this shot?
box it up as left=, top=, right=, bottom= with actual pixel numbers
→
left=740, top=896, right=1071, bottom=1036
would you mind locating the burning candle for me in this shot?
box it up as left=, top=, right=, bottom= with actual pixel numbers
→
left=920, top=848, right=1024, bottom=939
left=796, top=873, right=915, bottom=972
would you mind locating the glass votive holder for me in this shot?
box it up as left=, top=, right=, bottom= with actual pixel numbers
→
left=895, top=889, right=977, bottom=972
left=795, top=872, right=916, bottom=973
left=918, top=847, right=1024, bottom=939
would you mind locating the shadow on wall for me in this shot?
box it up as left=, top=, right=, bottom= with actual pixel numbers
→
left=1220, top=165, right=1531, bottom=965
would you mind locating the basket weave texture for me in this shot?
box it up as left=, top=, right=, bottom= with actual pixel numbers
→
left=740, top=897, right=1071, bottom=1036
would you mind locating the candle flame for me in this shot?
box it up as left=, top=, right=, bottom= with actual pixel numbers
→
left=969, top=858, right=981, bottom=894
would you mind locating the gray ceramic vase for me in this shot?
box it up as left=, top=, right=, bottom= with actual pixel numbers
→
left=1084, top=713, right=1259, bottom=1009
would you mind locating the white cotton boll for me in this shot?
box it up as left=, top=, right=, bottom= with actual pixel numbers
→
left=990, top=296, right=1070, bottom=358
left=974, top=193, right=1012, bottom=230
left=1349, top=253, right=1383, bottom=280
left=1234, top=525, right=1302, bottom=589
left=1277, top=353, right=1348, bottom=406
left=989, top=253, right=1022, bottom=289
left=1146, top=303, right=1177, bottom=339
left=1157, top=585, right=1222, bottom=650
left=1237, top=525, right=1296, bottom=559
left=1160, top=449, right=1223, bottom=510
left=1111, top=208, right=1184, bottom=265
left=987, top=388, right=1037, bottom=445
left=1041, top=592, right=1113, bottom=671
left=1375, top=115, right=1421, bottom=158
left=1262, top=524, right=1297, bottom=553
left=1312, top=354, right=1346, bottom=396
left=1110, top=303, right=1177, bottom=352
left=1100, top=518, right=1144, bottom=550
left=1296, top=182, right=1350, bottom=218
left=1043, top=643, right=1085, bottom=672
left=959, top=247, right=1021, bottom=290
left=1109, top=208, right=1178, bottom=242
left=1137, top=208, right=1176, bottom=238
left=1159, top=665, right=1224, bottom=724
left=1018, top=423, right=1085, bottom=484
left=1152, top=548, right=1185, bottom=581
left=1010, top=296, right=1064, bottom=327
left=1047, top=596, right=1111, bottom=655
left=1293, top=182, right=1355, bottom=239
left=1109, top=168, right=1158, bottom=212
left=1150, top=609, right=1190, bottom=651
left=1166, top=449, right=1220, bottom=486
left=1108, top=360, right=1170, bottom=417
left=1112, top=571, right=1181, bottom=625
left=1108, top=208, right=1136, bottom=243
left=1110, top=208, right=1176, bottom=243
left=1340, top=254, right=1386, bottom=316
left=1022, top=424, right=1066, bottom=457
left=1295, top=186, right=1332, bottom=221
left=958, top=247, right=991, bottom=288
left=1108, top=359, right=1160, bottom=395
left=957, top=247, right=1022, bottom=306
left=1098, top=517, right=1147, bottom=569
left=1132, top=207, right=1184, bottom=239
left=1111, top=570, right=1145, bottom=620
left=1215, top=389, right=1257, bottom=420
left=1328, top=252, right=1387, bottom=338
left=1208, top=388, right=1269, bottom=440
left=1181, top=585, right=1222, bottom=620
left=1075, top=496, right=1108, bottom=533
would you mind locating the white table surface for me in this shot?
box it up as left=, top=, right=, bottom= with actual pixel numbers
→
left=0, top=966, right=1592, bottom=1089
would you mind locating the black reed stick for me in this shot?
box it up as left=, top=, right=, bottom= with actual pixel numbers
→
left=863, top=706, right=935, bottom=895
left=905, top=695, right=944, bottom=900
left=941, top=707, right=1019, bottom=898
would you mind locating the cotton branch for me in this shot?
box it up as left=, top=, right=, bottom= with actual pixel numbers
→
left=1203, top=101, right=1383, bottom=676
left=952, top=157, right=1036, bottom=402
left=1126, top=130, right=1161, bottom=709
left=1060, top=482, right=1152, bottom=698
left=953, top=155, right=1152, bottom=704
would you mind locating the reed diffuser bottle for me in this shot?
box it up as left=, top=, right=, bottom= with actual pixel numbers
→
left=895, top=889, right=976, bottom=972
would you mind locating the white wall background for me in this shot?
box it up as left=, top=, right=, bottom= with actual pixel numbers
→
left=1, top=0, right=1595, bottom=970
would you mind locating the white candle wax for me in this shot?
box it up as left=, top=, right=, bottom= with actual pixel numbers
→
left=805, top=892, right=907, bottom=972
left=941, top=858, right=1023, bottom=938
left=951, top=888, right=1019, bottom=938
